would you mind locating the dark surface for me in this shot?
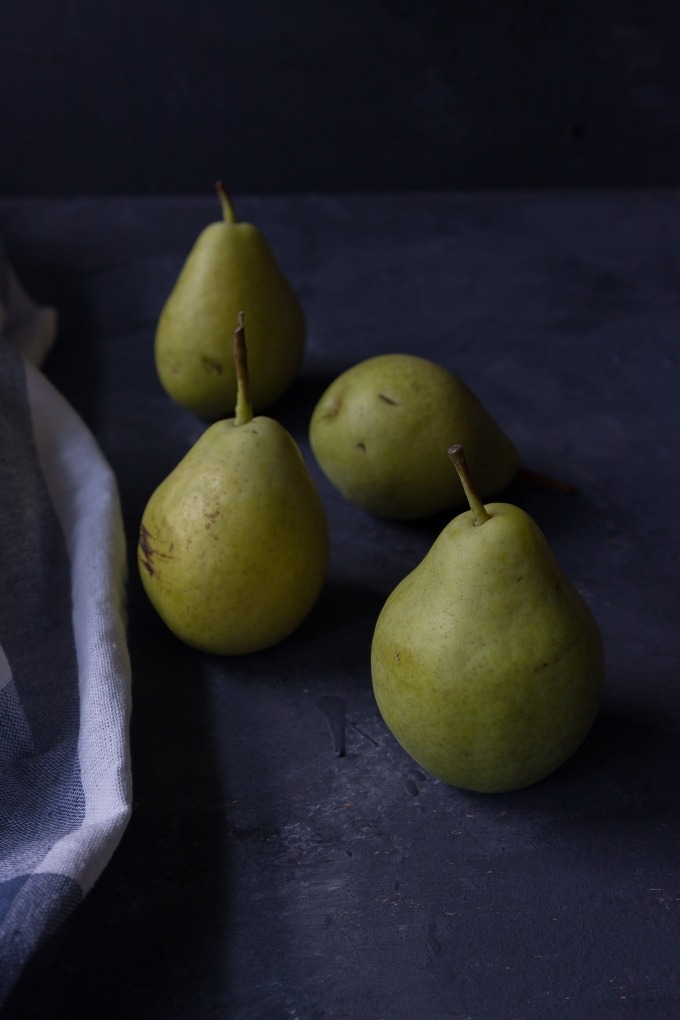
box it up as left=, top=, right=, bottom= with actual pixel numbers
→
left=3, top=3, right=680, bottom=194
left=0, top=190, right=679, bottom=1018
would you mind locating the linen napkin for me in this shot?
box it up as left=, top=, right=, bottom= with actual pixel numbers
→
left=0, top=246, right=132, bottom=1003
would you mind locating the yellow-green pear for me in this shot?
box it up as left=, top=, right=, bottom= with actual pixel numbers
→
left=139, top=314, right=329, bottom=655
left=155, top=182, right=306, bottom=418
left=309, top=353, right=517, bottom=519
left=371, top=445, right=604, bottom=793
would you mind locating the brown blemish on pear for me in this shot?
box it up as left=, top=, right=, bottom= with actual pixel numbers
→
left=139, top=524, right=155, bottom=576
left=201, top=354, right=223, bottom=374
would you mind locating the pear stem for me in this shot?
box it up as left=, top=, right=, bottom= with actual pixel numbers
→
left=233, top=312, right=253, bottom=426
left=448, top=444, right=491, bottom=526
left=518, top=465, right=576, bottom=495
left=215, top=180, right=236, bottom=225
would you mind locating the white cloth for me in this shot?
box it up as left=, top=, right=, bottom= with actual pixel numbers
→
left=0, top=248, right=132, bottom=1002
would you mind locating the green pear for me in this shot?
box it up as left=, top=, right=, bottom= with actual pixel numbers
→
left=155, top=182, right=306, bottom=418
left=371, top=445, right=604, bottom=792
left=309, top=354, right=517, bottom=519
left=139, top=314, right=329, bottom=655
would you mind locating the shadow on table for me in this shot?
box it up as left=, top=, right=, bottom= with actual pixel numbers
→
left=3, top=572, right=231, bottom=1019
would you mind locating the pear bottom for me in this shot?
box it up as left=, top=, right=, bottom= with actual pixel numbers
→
left=371, top=645, right=602, bottom=794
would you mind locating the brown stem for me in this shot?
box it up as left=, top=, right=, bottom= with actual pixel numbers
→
left=448, top=444, right=491, bottom=526
left=518, top=466, right=576, bottom=495
left=215, top=180, right=236, bottom=224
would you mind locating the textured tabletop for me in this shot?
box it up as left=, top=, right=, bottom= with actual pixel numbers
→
left=0, top=190, right=678, bottom=1019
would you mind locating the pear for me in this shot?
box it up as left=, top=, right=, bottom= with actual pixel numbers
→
left=139, top=314, right=329, bottom=655
left=309, top=354, right=517, bottom=519
left=155, top=182, right=306, bottom=418
left=371, top=445, right=604, bottom=793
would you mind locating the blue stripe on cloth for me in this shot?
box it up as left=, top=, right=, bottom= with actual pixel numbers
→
left=0, top=873, right=83, bottom=994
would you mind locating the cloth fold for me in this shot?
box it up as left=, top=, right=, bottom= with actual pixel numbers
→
left=0, top=243, right=132, bottom=1003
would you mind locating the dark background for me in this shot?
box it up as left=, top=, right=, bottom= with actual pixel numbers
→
left=2, top=4, right=680, bottom=1018
left=1, top=0, right=680, bottom=196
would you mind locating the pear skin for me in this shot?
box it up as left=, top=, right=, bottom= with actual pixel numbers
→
left=370, top=447, right=604, bottom=793
left=309, top=354, right=518, bottom=519
left=140, top=318, right=328, bottom=655
left=155, top=184, right=305, bottom=418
